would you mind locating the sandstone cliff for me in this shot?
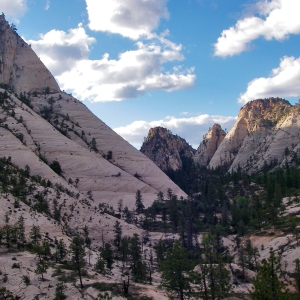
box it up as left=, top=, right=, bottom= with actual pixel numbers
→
left=140, top=127, right=195, bottom=172
left=0, top=15, right=60, bottom=94
left=209, top=98, right=293, bottom=172
left=193, top=123, right=226, bottom=166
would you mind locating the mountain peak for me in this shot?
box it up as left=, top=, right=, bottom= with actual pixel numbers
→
left=194, top=123, right=226, bottom=166
left=0, top=14, right=60, bottom=94
left=141, top=126, right=195, bottom=172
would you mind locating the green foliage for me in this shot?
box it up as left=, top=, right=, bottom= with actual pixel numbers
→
left=250, top=248, right=290, bottom=300
left=49, top=160, right=62, bottom=175
left=69, top=235, right=86, bottom=288
left=135, top=189, right=144, bottom=214
left=101, top=243, right=114, bottom=270
left=160, top=241, right=193, bottom=300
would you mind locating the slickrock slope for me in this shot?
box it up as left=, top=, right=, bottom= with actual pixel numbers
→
left=193, top=123, right=226, bottom=166
left=140, top=127, right=195, bottom=172
left=0, top=15, right=60, bottom=94
left=209, top=98, right=292, bottom=173
left=0, top=14, right=187, bottom=208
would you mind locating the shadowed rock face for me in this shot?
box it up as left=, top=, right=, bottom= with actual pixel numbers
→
left=208, top=98, right=294, bottom=173
left=140, top=127, right=195, bottom=172
left=0, top=15, right=60, bottom=94
left=193, top=123, right=226, bottom=167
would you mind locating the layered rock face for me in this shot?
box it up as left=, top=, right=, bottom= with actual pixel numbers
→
left=209, top=98, right=294, bottom=172
left=140, top=127, right=195, bottom=172
left=0, top=15, right=187, bottom=212
left=193, top=123, right=226, bottom=166
left=0, top=15, right=60, bottom=94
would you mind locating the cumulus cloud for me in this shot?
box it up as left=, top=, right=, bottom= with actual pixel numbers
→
left=85, top=0, right=169, bottom=39
left=1, top=0, right=27, bottom=19
left=214, top=0, right=300, bottom=57
left=238, top=56, right=300, bottom=104
left=55, top=38, right=195, bottom=102
left=114, top=114, right=236, bottom=149
left=27, top=24, right=95, bottom=76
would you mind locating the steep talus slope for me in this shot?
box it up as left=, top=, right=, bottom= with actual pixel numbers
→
left=209, top=98, right=292, bottom=172
left=193, top=123, right=226, bottom=166
left=140, top=127, right=195, bottom=172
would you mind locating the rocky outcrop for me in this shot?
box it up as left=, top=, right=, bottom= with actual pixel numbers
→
left=209, top=98, right=293, bottom=172
left=0, top=14, right=60, bottom=94
left=140, top=127, right=195, bottom=172
left=193, top=123, right=226, bottom=166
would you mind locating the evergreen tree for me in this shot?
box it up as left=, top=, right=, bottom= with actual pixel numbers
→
left=135, top=189, right=144, bottom=214
left=250, top=248, right=289, bottom=300
left=293, top=258, right=300, bottom=293
left=113, top=220, right=122, bottom=251
left=55, top=239, right=67, bottom=262
left=101, top=243, right=114, bottom=270
left=30, top=224, right=41, bottom=245
left=35, top=258, right=48, bottom=281
left=161, top=241, right=193, bottom=300
left=70, top=235, right=86, bottom=289
left=16, top=215, right=25, bottom=248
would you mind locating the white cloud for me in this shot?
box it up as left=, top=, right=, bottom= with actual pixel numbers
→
left=1, top=0, right=27, bottom=19
left=214, top=0, right=300, bottom=57
left=55, top=38, right=195, bottom=102
left=45, top=0, right=50, bottom=10
left=85, top=0, right=169, bottom=39
left=27, top=24, right=96, bottom=76
left=238, top=56, right=300, bottom=104
left=114, top=114, right=236, bottom=149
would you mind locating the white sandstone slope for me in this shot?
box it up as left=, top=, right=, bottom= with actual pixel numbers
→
left=0, top=14, right=187, bottom=210
left=0, top=15, right=60, bottom=94
left=209, top=98, right=292, bottom=172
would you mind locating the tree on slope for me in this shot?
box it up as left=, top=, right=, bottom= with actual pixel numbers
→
left=250, top=248, right=289, bottom=300
left=161, top=240, right=193, bottom=300
left=70, top=235, right=86, bottom=289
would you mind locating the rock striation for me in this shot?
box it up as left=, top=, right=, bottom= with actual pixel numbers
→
left=0, top=14, right=187, bottom=211
left=193, top=123, right=226, bottom=166
left=209, top=98, right=295, bottom=173
left=140, top=127, right=195, bottom=172
left=0, top=14, right=60, bottom=94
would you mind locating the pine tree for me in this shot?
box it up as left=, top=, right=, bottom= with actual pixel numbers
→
left=30, top=224, right=41, bottom=245
left=101, top=243, right=114, bottom=270
left=70, top=235, right=86, bottom=289
left=135, top=190, right=144, bottom=214
left=161, top=241, right=193, bottom=300
left=113, top=220, right=122, bottom=251
left=35, top=258, right=48, bottom=281
left=250, top=248, right=289, bottom=300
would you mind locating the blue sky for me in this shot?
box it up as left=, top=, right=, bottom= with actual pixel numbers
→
left=2, top=0, right=300, bottom=148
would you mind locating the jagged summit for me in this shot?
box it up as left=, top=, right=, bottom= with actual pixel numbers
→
left=140, top=127, right=195, bottom=172
left=193, top=123, right=226, bottom=167
left=0, top=14, right=60, bottom=94
left=209, top=97, right=295, bottom=172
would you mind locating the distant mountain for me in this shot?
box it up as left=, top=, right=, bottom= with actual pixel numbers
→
left=209, top=98, right=298, bottom=173
left=193, top=123, right=226, bottom=167
left=140, top=127, right=195, bottom=172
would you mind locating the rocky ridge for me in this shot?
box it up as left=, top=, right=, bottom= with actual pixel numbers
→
left=140, top=127, right=195, bottom=172
left=193, top=123, right=226, bottom=166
